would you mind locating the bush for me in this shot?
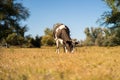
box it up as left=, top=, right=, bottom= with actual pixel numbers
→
left=41, top=35, right=55, bottom=46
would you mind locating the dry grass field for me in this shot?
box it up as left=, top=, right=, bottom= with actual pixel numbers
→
left=0, top=46, right=120, bottom=80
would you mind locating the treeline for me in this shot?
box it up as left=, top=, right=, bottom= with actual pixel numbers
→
left=82, top=0, right=120, bottom=46
left=41, top=26, right=120, bottom=47
left=83, top=27, right=120, bottom=46
left=0, top=0, right=120, bottom=48
left=0, top=0, right=54, bottom=48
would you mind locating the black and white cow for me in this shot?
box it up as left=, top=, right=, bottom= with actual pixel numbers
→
left=53, top=23, right=74, bottom=53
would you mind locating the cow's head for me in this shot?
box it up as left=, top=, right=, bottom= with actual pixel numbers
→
left=65, top=40, right=78, bottom=53
left=64, top=40, right=74, bottom=53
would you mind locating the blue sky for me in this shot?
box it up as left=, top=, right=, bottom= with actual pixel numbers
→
left=20, top=0, right=109, bottom=40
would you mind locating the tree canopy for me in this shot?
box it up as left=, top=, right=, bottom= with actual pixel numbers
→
left=41, top=28, right=55, bottom=46
left=89, top=0, right=120, bottom=46
left=0, top=0, right=29, bottom=46
left=101, top=0, right=120, bottom=28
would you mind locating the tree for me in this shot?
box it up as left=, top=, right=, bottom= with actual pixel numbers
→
left=41, top=28, right=55, bottom=46
left=101, top=0, right=120, bottom=28
left=32, top=35, right=42, bottom=48
left=23, top=35, right=42, bottom=48
left=97, top=0, right=120, bottom=46
left=44, top=28, right=53, bottom=36
left=6, top=33, right=24, bottom=45
left=23, top=35, right=34, bottom=48
left=91, top=27, right=104, bottom=46
left=84, top=27, right=112, bottom=46
left=41, top=35, right=54, bottom=46
left=0, top=0, right=29, bottom=46
left=84, top=27, right=94, bottom=46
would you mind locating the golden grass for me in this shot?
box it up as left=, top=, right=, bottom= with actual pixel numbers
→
left=0, top=46, right=120, bottom=80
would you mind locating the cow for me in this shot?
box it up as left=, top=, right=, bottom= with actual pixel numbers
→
left=53, top=23, right=74, bottom=53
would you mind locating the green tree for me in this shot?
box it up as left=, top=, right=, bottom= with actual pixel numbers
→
left=24, top=35, right=34, bottom=48
left=32, top=35, right=42, bottom=48
left=41, top=28, right=54, bottom=46
left=91, top=27, right=104, bottom=46
left=99, top=0, right=120, bottom=46
left=84, top=27, right=94, bottom=46
left=84, top=27, right=108, bottom=46
left=6, top=33, right=24, bottom=46
left=101, top=0, right=120, bottom=27
left=41, top=35, right=54, bottom=46
left=44, top=28, right=53, bottom=36
left=0, top=0, right=29, bottom=46
left=23, top=35, right=42, bottom=48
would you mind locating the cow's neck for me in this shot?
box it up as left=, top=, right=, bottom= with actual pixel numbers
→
left=61, top=29, right=71, bottom=42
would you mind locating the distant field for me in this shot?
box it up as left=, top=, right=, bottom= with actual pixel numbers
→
left=0, top=46, right=120, bottom=80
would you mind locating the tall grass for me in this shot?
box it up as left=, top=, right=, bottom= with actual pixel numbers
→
left=0, top=46, right=120, bottom=80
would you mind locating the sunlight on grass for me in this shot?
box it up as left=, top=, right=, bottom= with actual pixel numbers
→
left=0, top=46, right=120, bottom=80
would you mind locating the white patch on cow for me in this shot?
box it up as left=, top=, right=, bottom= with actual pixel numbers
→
left=55, top=25, right=66, bottom=40
left=56, top=39, right=59, bottom=53
left=58, top=39, right=63, bottom=45
left=65, top=47, right=68, bottom=53
left=56, top=25, right=66, bottom=32
left=71, top=48, right=74, bottom=53
left=56, top=38, right=63, bottom=53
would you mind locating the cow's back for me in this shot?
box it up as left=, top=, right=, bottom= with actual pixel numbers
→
left=53, top=23, right=70, bottom=40
left=53, top=23, right=62, bottom=38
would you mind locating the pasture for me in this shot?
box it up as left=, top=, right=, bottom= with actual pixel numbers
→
left=0, top=46, right=120, bottom=80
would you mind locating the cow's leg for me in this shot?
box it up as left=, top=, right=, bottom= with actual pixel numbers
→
left=56, top=40, right=60, bottom=53
left=63, top=44, right=68, bottom=53
left=65, top=47, right=68, bottom=53
left=63, top=45, right=66, bottom=53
